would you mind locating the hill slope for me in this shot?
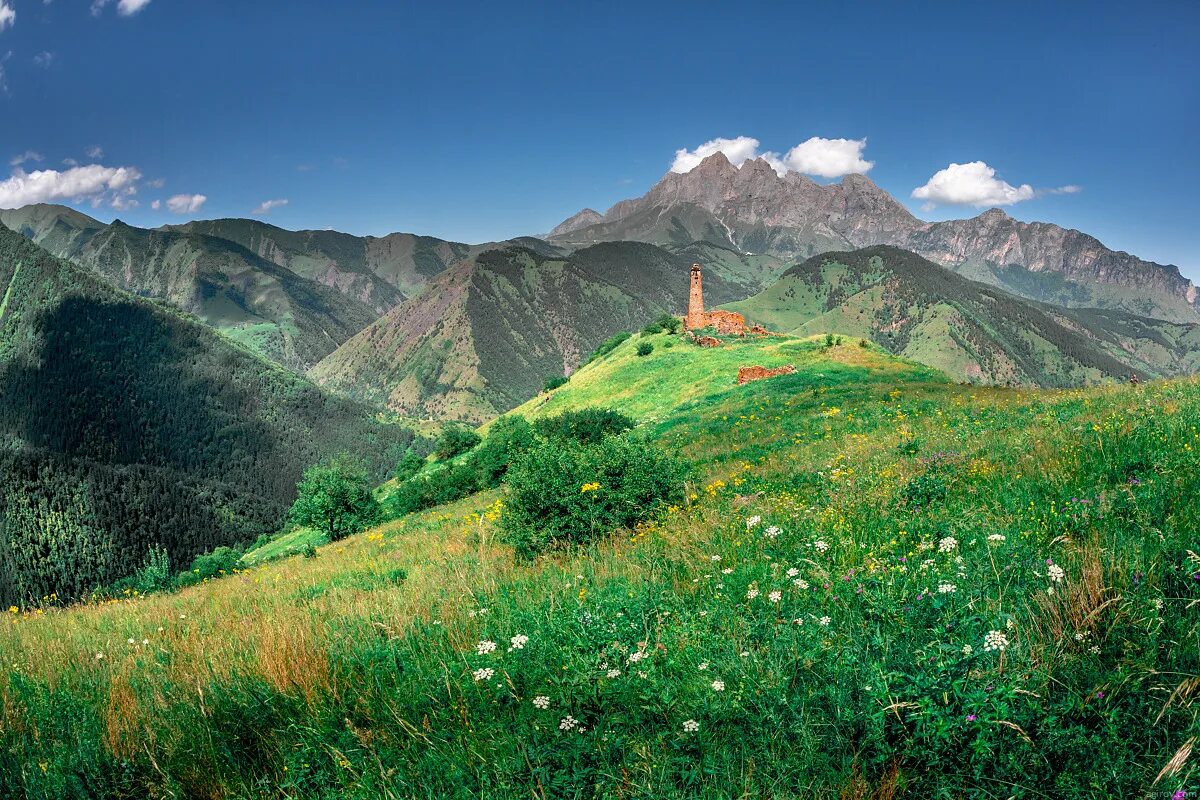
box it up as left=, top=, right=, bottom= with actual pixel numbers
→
left=1, top=206, right=383, bottom=370
left=550, top=152, right=1200, bottom=322
left=728, top=245, right=1200, bottom=386
left=310, top=241, right=749, bottom=421
left=0, top=227, right=413, bottom=603
left=4, top=327, right=1197, bottom=797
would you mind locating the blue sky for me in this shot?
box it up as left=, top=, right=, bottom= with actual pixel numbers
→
left=0, top=0, right=1197, bottom=277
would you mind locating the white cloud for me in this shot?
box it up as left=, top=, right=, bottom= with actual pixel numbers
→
left=251, top=198, right=289, bottom=215
left=85, top=145, right=104, bottom=159
left=670, top=135, right=873, bottom=178
left=150, top=199, right=160, bottom=210
left=911, top=161, right=1035, bottom=208
left=0, top=3, right=15, bottom=33
left=0, top=164, right=142, bottom=208
left=116, top=0, right=152, bottom=15
left=33, top=51, right=53, bottom=67
left=670, top=136, right=763, bottom=173
left=10, top=150, right=43, bottom=167
left=165, top=193, right=206, bottom=215
left=144, top=177, right=164, bottom=188
left=780, top=137, right=874, bottom=178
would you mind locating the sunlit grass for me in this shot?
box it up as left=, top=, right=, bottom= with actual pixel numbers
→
left=3, top=333, right=1198, bottom=798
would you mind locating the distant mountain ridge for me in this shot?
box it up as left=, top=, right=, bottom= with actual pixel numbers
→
left=550, top=152, right=1199, bottom=323
left=728, top=245, right=1200, bottom=387
left=309, top=241, right=751, bottom=422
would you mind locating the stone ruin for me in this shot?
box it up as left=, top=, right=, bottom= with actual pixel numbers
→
left=737, top=365, right=797, bottom=385
left=684, top=262, right=795, bottom=383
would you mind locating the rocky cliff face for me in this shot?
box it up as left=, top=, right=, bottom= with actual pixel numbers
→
left=551, top=154, right=1199, bottom=322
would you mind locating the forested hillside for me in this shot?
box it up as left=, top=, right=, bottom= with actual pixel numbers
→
left=0, top=228, right=414, bottom=605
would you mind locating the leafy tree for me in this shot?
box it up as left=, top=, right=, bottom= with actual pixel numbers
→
left=543, top=374, right=569, bottom=392
left=534, top=409, right=635, bottom=444
left=636, top=342, right=653, bottom=357
left=473, top=415, right=536, bottom=486
left=393, top=450, right=426, bottom=482
left=435, top=423, right=482, bottom=461
left=655, top=313, right=682, bottom=334
left=289, top=456, right=381, bottom=542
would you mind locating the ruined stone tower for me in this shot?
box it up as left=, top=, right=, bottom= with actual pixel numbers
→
left=686, top=263, right=705, bottom=330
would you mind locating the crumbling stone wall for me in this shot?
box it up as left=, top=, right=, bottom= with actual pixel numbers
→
left=737, top=364, right=796, bottom=385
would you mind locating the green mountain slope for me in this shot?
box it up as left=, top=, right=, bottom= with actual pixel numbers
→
left=1, top=206, right=382, bottom=370
left=167, top=218, right=568, bottom=301
left=728, top=245, right=1200, bottom=387
left=0, top=227, right=413, bottom=604
left=310, top=241, right=747, bottom=422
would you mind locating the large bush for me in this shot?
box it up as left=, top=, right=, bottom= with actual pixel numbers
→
left=533, top=408, right=635, bottom=445
left=500, top=435, right=687, bottom=559
left=584, top=331, right=631, bottom=364
left=434, top=423, right=482, bottom=461
left=289, top=456, right=381, bottom=542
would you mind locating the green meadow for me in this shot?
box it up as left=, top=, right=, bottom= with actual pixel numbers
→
left=2, top=330, right=1197, bottom=799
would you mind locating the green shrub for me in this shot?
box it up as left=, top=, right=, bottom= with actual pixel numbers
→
left=859, top=338, right=870, bottom=348
left=636, top=341, right=653, bottom=357
left=175, top=545, right=243, bottom=587
left=434, top=423, right=482, bottom=461
left=533, top=408, right=635, bottom=445
left=655, top=313, right=682, bottom=334
left=641, top=321, right=663, bottom=336
left=289, top=455, right=381, bottom=542
left=133, top=546, right=171, bottom=594
left=473, top=415, right=536, bottom=487
left=392, top=450, right=426, bottom=482
left=500, top=435, right=687, bottom=559
left=542, top=374, right=569, bottom=392
left=825, top=333, right=835, bottom=347
left=585, top=331, right=631, bottom=364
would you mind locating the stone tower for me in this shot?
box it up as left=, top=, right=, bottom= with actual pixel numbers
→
left=686, top=263, right=705, bottom=330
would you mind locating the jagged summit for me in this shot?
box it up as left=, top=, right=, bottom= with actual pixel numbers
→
left=549, top=159, right=1200, bottom=323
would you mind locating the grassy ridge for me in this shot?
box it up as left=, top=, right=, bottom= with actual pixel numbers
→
left=1, top=333, right=1198, bottom=797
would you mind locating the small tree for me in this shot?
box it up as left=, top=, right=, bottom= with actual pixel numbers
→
left=435, top=423, right=482, bottom=460
left=290, top=455, right=381, bottom=542
left=655, top=313, right=682, bottom=334
left=543, top=374, right=569, bottom=392
left=636, top=341, right=653, bottom=357
left=393, top=450, right=425, bottom=482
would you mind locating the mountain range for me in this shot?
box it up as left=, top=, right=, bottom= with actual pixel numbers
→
left=0, top=223, right=412, bottom=603
left=549, top=152, right=1200, bottom=323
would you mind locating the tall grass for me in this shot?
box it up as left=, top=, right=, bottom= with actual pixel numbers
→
left=2, top=337, right=1197, bottom=798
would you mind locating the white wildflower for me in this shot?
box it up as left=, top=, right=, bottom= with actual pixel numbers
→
left=983, top=630, right=1009, bottom=652
left=508, top=634, right=529, bottom=651
left=697, top=661, right=709, bottom=671
left=793, top=578, right=809, bottom=589
left=711, top=680, right=725, bottom=691
left=746, top=588, right=760, bottom=600
left=814, top=540, right=830, bottom=552
left=1047, top=564, right=1064, bottom=583
left=786, top=568, right=799, bottom=577
left=710, top=555, right=721, bottom=562
left=606, top=669, right=621, bottom=678
left=746, top=516, right=762, bottom=529
left=768, top=590, right=782, bottom=603
left=962, top=644, right=973, bottom=656
left=937, top=582, right=957, bottom=594
left=682, top=719, right=700, bottom=733
left=721, top=568, right=734, bottom=575
left=472, top=667, right=495, bottom=681
left=938, top=536, right=958, bottom=553
left=559, top=715, right=579, bottom=731
left=532, top=695, right=550, bottom=709
left=476, top=640, right=498, bottom=655
left=819, top=616, right=831, bottom=626
left=765, top=526, right=781, bottom=539
left=987, top=534, right=1005, bottom=543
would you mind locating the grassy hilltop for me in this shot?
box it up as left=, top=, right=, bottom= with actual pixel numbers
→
left=2, top=329, right=1198, bottom=798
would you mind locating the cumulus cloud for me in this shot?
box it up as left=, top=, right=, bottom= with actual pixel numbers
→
left=911, top=161, right=1035, bottom=208
left=252, top=198, right=289, bottom=215
left=670, top=135, right=873, bottom=178
left=91, top=0, right=152, bottom=16
left=165, top=193, right=206, bottom=215
left=0, top=164, right=142, bottom=208
left=10, top=150, right=43, bottom=167
left=0, top=3, right=15, bottom=33
left=780, top=137, right=874, bottom=179
left=150, top=199, right=160, bottom=210
left=85, top=145, right=104, bottom=159
left=670, top=136, right=764, bottom=173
